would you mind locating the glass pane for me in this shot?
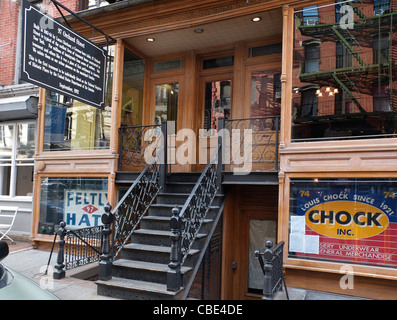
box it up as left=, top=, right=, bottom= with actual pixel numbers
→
left=43, top=46, right=114, bottom=151
left=0, top=166, right=11, bottom=196
left=292, top=2, right=397, bottom=141
left=0, top=125, right=13, bottom=160
left=155, top=82, right=179, bottom=129
left=204, top=80, right=231, bottom=134
left=121, top=49, right=145, bottom=126
left=39, top=177, right=108, bottom=234
left=17, top=123, right=36, bottom=159
left=16, top=165, right=33, bottom=196
left=248, top=219, right=277, bottom=294
left=289, top=179, right=397, bottom=268
left=250, top=70, right=281, bottom=118
left=203, top=56, right=234, bottom=69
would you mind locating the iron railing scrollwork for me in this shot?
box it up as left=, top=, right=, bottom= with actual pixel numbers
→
left=48, top=221, right=104, bottom=280
left=167, top=143, right=222, bottom=292
left=119, top=124, right=161, bottom=170
left=225, top=116, right=280, bottom=172
left=111, top=158, right=161, bottom=260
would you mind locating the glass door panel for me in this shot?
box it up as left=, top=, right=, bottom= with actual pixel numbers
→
left=248, top=219, right=277, bottom=294
left=204, top=80, right=231, bottom=135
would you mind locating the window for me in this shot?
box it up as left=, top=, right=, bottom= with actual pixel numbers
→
left=302, top=5, right=319, bottom=25
left=43, top=46, right=114, bottom=151
left=153, top=59, right=183, bottom=73
left=121, top=49, right=145, bottom=127
left=373, top=33, right=389, bottom=65
left=250, top=69, right=281, bottom=118
left=248, top=43, right=282, bottom=58
left=204, top=80, right=231, bottom=134
left=203, top=56, right=234, bottom=70
left=374, top=0, right=390, bottom=15
left=292, top=1, right=397, bottom=141
left=0, top=122, right=35, bottom=197
left=154, top=82, right=179, bottom=130
left=39, top=177, right=108, bottom=234
left=289, top=179, right=397, bottom=269
left=304, top=43, right=320, bottom=73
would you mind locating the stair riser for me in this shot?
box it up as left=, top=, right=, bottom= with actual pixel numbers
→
left=121, top=248, right=198, bottom=267
left=141, top=217, right=213, bottom=232
left=131, top=232, right=207, bottom=248
left=140, top=218, right=170, bottom=231
left=131, top=232, right=172, bottom=246
left=156, top=194, right=188, bottom=205
left=149, top=205, right=220, bottom=218
left=112, top=265, right=169, bottom=284
left=165, top=183, right=196, bottom=193
left=97, top=284, right=179, bottom=300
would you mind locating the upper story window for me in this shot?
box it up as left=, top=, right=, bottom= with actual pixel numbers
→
left=302, top=5, right=319, bottom=25
left=292, top=1, right=397, bottom=142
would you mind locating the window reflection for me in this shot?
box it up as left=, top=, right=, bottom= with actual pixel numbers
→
left=293, top=1, right=397, bottom=141
left=204, top=80, right=231, bottom=134
left=155, top=82, right=179, bottom=130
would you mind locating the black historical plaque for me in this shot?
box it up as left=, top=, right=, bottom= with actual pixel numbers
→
left=21, top=0, right=107, bottom=109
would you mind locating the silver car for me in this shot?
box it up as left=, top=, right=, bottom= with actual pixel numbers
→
left=0, top=241, right=58, bottom=300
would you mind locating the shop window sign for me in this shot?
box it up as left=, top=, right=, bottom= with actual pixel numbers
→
left=64, top=190, right=107, bottom=230
left=289, top=179, right=397, bottom=268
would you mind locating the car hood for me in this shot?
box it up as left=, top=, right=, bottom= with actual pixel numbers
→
left=0, top=266, right=59, bottom=300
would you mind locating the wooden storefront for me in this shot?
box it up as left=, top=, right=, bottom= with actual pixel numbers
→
left=30, top=0, right=397, bottom=299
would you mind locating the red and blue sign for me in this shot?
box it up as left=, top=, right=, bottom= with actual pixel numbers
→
left=290, top=186, right=397, bottom=267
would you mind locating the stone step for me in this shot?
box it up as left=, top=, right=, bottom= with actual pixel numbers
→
left=131, top=228, right=207, bottom=246
left=96, top=277, right=183, bottom=300
left=121, top=243, right=200, bottom=265
left=112, top=259, right=192, bottom=285
left=141, top=215, right=213, bottom=231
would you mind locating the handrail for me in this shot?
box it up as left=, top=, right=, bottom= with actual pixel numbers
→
left=179, top=144, right=221, bottom=265
left=111, top=157, right=161, bottom=260
left=167, top=143, right=222, bottom=292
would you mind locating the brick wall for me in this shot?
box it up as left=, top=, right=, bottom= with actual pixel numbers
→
left=0, top=0, right=80, bottom=86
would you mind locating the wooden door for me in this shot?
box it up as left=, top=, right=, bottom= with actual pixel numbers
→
left=222, top=185, right=278, bottom=300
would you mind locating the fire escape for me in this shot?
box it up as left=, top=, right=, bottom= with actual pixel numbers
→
left=295, top=0, right=397, bottom=138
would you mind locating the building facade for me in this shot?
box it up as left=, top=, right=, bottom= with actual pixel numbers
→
left=29, top=0, right=397, bottom=299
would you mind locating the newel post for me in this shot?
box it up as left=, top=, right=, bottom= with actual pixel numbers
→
left=53, top=221, right=67, bottom=279
left=167, top=206, right=182, bottom=291
left=99, top=203, right=113, bottom=281
left=261, top=240, right=274, bottom=300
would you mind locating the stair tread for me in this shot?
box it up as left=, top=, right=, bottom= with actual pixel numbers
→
left=150, top=203, right=221, bottom=209
left=123, top=243, right=200, bottom=255
left=134, top=228, right=207, bottom=238
left=96, top=277, right=181, bottom=296
left=113, top=259, right=192, bottom=273
left=142, top=215, right=213, bottom=223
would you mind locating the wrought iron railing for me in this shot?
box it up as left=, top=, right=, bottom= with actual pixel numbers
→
left=48, top=221, right=104, bottom=279
left=167, top=143, right=222, bottom=292
left=119, top=124, right=161, bottom=170
left=112, top=157, right=161, bottom=259
left=225, top=116, right=280, bottom=172
left=64, top=226, right=103, bottom=270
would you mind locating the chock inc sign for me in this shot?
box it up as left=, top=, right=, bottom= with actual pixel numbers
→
left=306, top=200, right=389, bottom=240
left=290, top=187, right=397, bottom=267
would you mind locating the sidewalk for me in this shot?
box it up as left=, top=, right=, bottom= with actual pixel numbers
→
left=2, top=240, right=368, bottom=300
left=3, top=239, right=117, bottom=300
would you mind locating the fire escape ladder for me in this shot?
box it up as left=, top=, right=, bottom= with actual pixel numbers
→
left=332, top=73, right=367, bottom=113
left=350, top=1, right=367, bottom=20
left=331, top=26, right=366, bottom=67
